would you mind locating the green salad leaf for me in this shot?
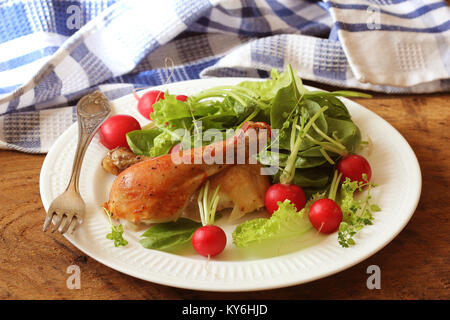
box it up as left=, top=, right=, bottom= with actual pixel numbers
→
left=139, top=218, right=201, bottom=251
left=238, top=68, right=307, bottom=103
left=232, top=200, right=312, bottom=248
left=270, top=65, right=302, bottom=129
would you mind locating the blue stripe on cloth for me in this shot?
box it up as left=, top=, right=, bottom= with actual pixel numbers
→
left=328, top=24, right=340, bottom=41
left=101, top=86, right=134, bottom=101
left=265, top=0, right=331, bottom=36
left=0, top=2, right=33, bottom=43
left=327, top=1, right=448, bottom=19
left=202, top=66, right=265, bottom=78
left=70, top=42, right=113, bottom=85
left=195, top=17, right=274, bottom=37
left=313, top=40, right=347, bottom=80
left=6, top=98, right=20, bottom=114
left=106, top=58, right=220, bottom=87
left=214, top=1, right=272, bottom=17
left=239, top=0, right=271, bottom=35
left=34, top=70, right=63, bottom=104
left=52, top=0, right=87, bottom=36
left=335, top=20, right=450, bottom=33
left=64, top=86, right=97, bottom=105
left=364, top=0, right=410, bottom=5
left=34, top=0, right=118, bottom=35
left=0, top=46, right=59, bottom=72
left=3, top=111, right=41, bottom=149
left=250, top=35, right=286, bottom=69
left=174, top=35, right=214, bottom=65
left=0, top=84, right=21, bottom=94
left=416, top=0, right=450, bottom=75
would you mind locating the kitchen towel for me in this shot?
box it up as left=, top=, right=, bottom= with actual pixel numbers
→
left=0, top=0, right=449, bottom=153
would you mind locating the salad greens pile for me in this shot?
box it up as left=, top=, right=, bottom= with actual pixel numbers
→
left=126, top=65, right=369, bottom=196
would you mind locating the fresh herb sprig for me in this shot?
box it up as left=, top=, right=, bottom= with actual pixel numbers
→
left=103, top=207, right=128, bottom=247
left=337, top=174, right=381, bottom=247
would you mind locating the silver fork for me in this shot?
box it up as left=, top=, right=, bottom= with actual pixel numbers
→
left=43, top=91, right=111, bottom=234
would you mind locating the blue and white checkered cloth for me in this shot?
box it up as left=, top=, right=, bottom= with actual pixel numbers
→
left=0, top=0, right=449, bottom=153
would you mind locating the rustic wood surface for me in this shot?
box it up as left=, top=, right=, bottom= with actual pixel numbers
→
left=0, top=90, right=448, bottom=300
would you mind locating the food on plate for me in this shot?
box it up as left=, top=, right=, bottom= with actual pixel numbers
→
left=99, top=65, right=380, bottom=255
left=102, top=147, right=149, bottom=175
left=104, top=121, right=271, bottom=224
left=192, top=181, right=227, bottom=257
left=337, top=154, right=372, bottom=183
left=307, top=170, right=343, bottom=234
left=232, top=199, right=311, bottom=248
left=103, top=207, right=128, bottom=247
left=208, top=164, right=270, bottom=221
left=102, top=147, right=270, bottom=222
left=133, top=90, right=165, bottom=120
left=99, top=114, right=141, bottom=150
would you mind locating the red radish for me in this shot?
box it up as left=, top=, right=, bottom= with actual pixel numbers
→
left=337, top=154, right=372, bottom=183
left=133, top=90, right=165, bottom=120
left=176, top=95, right=188, bottom=102
left=308, top=198, right=342, bottom=233
left=265, top=184, right=305, bottom=214
left=99, top=115, right=141, bottom=150
left=308, top=170, right=343, bottom=234
left=192, top=225, right=227, bottom=257
left=192, top=181, right=226, bottom=257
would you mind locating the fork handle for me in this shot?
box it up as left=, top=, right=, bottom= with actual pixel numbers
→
left=66, top=92, right=111, bottom=193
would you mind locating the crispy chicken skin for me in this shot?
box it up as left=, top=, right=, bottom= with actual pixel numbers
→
left=104, top=122, right=271, bottom=223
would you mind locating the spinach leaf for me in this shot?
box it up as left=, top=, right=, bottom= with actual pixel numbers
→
left=139, top=218, right=201, bottom=251
left=270, top=65, right=301, bottom=129
left=326, top=117, right=361, bottom=154
left=272, top=163, right=333, bottom=188
left=298, top=146, right=326, bottom=157
left=291, top=165, right=333, bottom=188
left=126, top=128, right=163, bottom=156
left=306, top=95, right=351, bottom=120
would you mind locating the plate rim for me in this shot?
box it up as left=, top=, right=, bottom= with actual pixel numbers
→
left=39, top=77, right=422, bottom=291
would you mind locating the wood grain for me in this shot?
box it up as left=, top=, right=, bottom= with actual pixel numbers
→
left=0, top=92, right=449, bottom=300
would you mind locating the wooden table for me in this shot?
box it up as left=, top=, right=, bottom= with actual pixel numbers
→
left=0, top=90, right=449, bottom=300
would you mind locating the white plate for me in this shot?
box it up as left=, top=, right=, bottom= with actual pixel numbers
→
left=40, top=78, right=422, bottom=291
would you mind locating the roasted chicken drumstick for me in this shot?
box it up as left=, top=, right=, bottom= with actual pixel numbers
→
left=103, top=122, right=271, bottom=224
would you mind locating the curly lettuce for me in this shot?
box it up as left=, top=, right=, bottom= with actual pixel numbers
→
left=232, top=200, right=312, bottom=248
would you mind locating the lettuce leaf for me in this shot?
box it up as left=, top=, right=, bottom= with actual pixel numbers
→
left=140, top=218, right=201, bottom=251
left=232, top=200, right=312, bottom=248
left=238, top=68, right=307, bottom=103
